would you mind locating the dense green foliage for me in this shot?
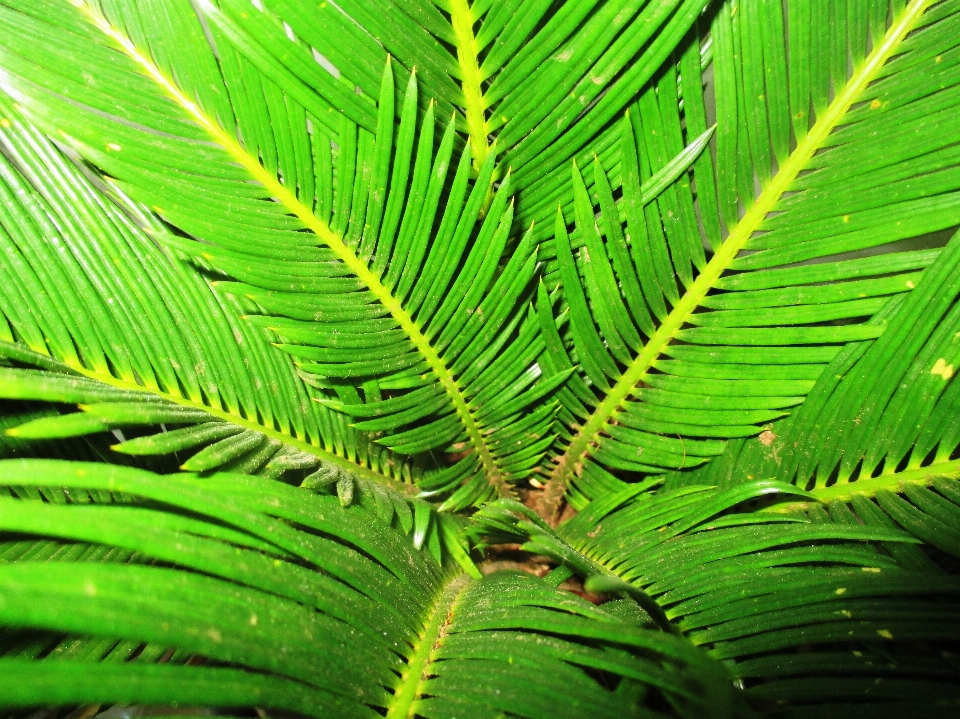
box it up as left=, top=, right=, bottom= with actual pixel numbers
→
left=0, top=0, right=959, bottom=716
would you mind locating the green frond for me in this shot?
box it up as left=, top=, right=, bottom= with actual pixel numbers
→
left=660, top=227, right=960, bottom=496
left=0, top=1, right=565, bottom=508
left=0, top=83, right=425, bottom=490
left=539, top=0, right=960, bottom=520
left=0, top=459, right=744, bottom=718
left=475, top=480, right=960, bottom=716
left=657, top=225, right=960, bottom=565
left=0, top=350, right=477, bottom=563
left=1, top=1, right=959, bottom=714
left=194, top=0, right=713, bottom=208
left=0, top=399, right=104, bottom=471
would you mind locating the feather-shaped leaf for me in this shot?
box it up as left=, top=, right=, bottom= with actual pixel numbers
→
left=475, top=480, right=960, bottom=717
left=0, top=2, right=562, bottom=509
left=538, top=0, right=960, bottom=520
left=0, top=458, right=741, bottom=719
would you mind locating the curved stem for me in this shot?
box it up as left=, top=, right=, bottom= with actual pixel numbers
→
left=72, top=1, right=507, bottom=495
left=540, top=0, right=932, bottom=524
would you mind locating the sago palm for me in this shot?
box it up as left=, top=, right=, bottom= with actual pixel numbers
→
left=0, top=0, right=959, bottom=716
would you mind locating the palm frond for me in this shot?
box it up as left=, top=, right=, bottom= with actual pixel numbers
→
left=475, top=480, right=960, bottom=716
left=195, top=0, right=713, bottom=212
left=659, top=226, right=960, bottom=497
left=0, top=458, right=744, bottom=719
left=538, top=0, right=960, bottom=520
left=0, top=0, right=567, bottom=509
left=0, top=76, right=429, bottom=490
left=658, top=225, right=960, bottom=564
left=0, top=350, right=475, bottom=562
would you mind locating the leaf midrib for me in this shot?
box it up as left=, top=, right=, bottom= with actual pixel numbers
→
left=61, top=360, right=415, bottom=492
left=386, top=572, right=471, bottom=719
left=449, top=0, right=489, bottom=173
left=73, top=1, right=508, bottom=494
left=541, top=0, right=933, bottom=522
left=767, top=457, right=960, bottom=510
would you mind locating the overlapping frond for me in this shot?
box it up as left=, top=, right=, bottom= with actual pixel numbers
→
left=0, top=0, right=565, bottom=508
left=0, top=459, right=745, bottom=718
left=477, top=481, right=960, bottom=717
left=538, top=0, right=960, bottom=520
left=0, top=399, right=105, bottom=474
left=660, top=227, right=960, bottom=492
left=658, top=227, right=960, bottom=563
left=2, top=360, right=473, bottom=567
left=0, top=92, right=426, bottom=490
left=203, top=0, right=713, bottom=214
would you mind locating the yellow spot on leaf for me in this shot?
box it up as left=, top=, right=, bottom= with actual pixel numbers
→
left=107, top=143, right=121, bottom=151
left=0, top=119, right=9, bottom=128
left=862, top=567, right=881, bottom=573
left=208, top=628, right=222, bottom=642
left=842, top=215, right=850, bottom=223
left=877, top=629, right=893, bottom=639
left=841, top=610, right=852, bottom=618
left=931, top=358, right=954, bottom=380
left=84, top=581, right=97, bottom=597
left=870, top=99, right=881, bottom=109
left=906, top=280, right=915, bottom=289
left=835, top=587, right=846, bottom=595
left=249, top=614, right=258, bottom=626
